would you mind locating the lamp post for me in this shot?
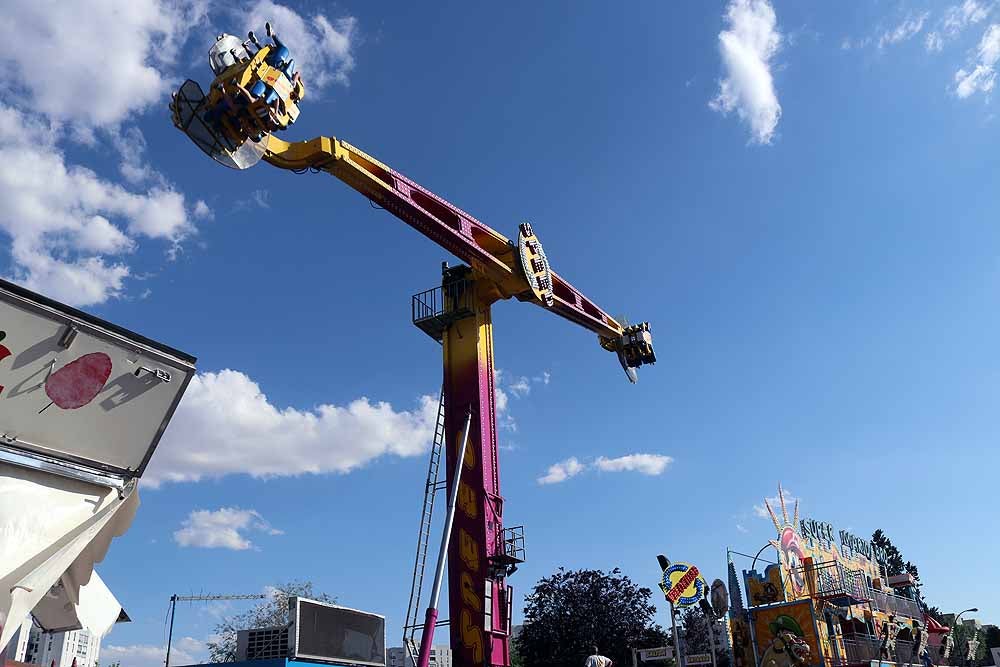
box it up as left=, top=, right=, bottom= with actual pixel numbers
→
left=747, top=541, right=774, bottom=667
left=749, top=543, right=775, bottom=573
left=955, top=608, right=978, bottom=623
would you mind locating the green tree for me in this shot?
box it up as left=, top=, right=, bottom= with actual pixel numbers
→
left=951, top=623, right=987, bottom=667
left=516, top=568, right=669, bottom=667
left=681, top=607, right=713, bottom=653
left=870, top=530, right=907, bottom=576
left=680, top=608, right=731, bottom=667
left=207, top=581, right=335, bottom=662
left=979, top=626, right=1000, bottom=667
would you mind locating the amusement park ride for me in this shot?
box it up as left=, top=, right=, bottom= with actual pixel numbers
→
left=171, top=25, right=656, bottom=667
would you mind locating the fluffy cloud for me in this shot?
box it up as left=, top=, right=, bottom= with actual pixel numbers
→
left=246, top=1, right=358, bottom=89
left=877, top=12, right=929, bottom=49
left=0, top=105, right=204, bottom=305
left=537, top=457, right=585, bottom=485
left=709, top=0, right=783, bottom=145
left=0, top=1, right=213, bottom=304
left=753, top=488, right=799, bottom=521
left=943, top=1, right=991, bottom=36
left=103, top=637, right=206, bottom=667
left=0, top=0, right=205, bottom=128
left=594, top=453, right=673, bottom=475
left=954, top=24, right=1000, bottom=98
left=493, top=368, right=551, bottom=431
left=145, top=369, right=438, bottom=485
left=538, top=453, right=672, bottom=485
left=174, top=507, right=283, bottom=550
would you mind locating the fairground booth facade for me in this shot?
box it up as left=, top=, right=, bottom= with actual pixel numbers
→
left=727, top=486, right=955, bottom=667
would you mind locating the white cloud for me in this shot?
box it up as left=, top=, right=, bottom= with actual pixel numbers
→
left=193, top=200, right=214, bottom=220
left=492, top=368, right=550, bottom=430
left=0, top=1, right=212, bottom=305
left=955, top=24, right=1000, bottom=98
left=736, top=523, right=749, bottom=534
left=0, top=105, right=203, bottom=305
left=246, top=1, right=358, bottom=89
left=753, top=488, right=799, bottom=521
left=943, top=1, right=991, bottom=37
left=0, top=0, right=205, bottom=128
left=594, top=453, right=673, bottom=475
left=174, top=507, right=283, bottom=550
left=145, top=369, right=438, bottom=485
left=710, top=0, right=783, bottom=145
left=537, top=457, right=585, bottom=485
left=926, top=31, right=945, bottom=52
left=538, top=453, right=673, bottom=484
left=508, top=376, right=531, bottom=398
left=878, top=12, right=930, bottom=49
left=103, top=637, right=206, bottom=667
left=234, top=189, right=272, bottom=213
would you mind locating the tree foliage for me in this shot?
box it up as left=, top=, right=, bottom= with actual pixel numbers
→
left=950, top=622, right=987, bottom=666
left=681, top=608, right=713, bottom=654
left=870, top=530, right=909, bottom=578
left=516, top=568, right=669, bottom=667
left=680, top=608, right=730, bottom=667
left=207, top=581, right=335, bottom=662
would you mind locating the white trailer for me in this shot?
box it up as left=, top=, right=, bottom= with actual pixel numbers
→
left=0, top=279, right=195, bottom=651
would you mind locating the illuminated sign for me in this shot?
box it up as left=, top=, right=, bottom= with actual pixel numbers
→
left=660, top=562, right=706, bottom=608
left=799, top=517, right=887, bottom=566
left=517, top=222, right=554, bottom=307
left=686, top=654, right=713, bottom=665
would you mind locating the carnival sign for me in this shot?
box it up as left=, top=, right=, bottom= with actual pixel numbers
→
left=687, top=654, right=713, bottom=665
left=660, top=562, right=707, bottom=608
left=638, top=646, right=674, bottom=662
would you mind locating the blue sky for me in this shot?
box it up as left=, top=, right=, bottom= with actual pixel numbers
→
left=2, top=0, right=999, bottom=664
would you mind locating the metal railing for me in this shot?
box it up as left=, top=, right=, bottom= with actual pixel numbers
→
left=871, top=590, right=923, bottom=619
left=411, top=278, right=476, bottom=342
left=838, top=635, right=882, bottom=665
left=829, top=635, right=960, bottom=667
left=793, top=560, right=870, bottom=603
left=412, top=279, right=475, bottom=323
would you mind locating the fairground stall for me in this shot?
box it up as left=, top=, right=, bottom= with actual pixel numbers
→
left=726, top=486, right=956, bottom=667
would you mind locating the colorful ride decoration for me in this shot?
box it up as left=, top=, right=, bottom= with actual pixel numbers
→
left=726, top=485, right=951, bottom=667
left=753, top=602, right=819, bottom=667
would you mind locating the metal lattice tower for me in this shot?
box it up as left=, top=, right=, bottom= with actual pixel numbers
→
left=403, top=386, right=448, bottom=666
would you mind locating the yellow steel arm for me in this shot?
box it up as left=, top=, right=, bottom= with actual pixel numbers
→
left=263, top=135, right=630, bottom=343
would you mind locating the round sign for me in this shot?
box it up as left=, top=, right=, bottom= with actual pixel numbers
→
left=661, top=562, right=706, bottom=608
left=710, top=578, right=729, bottom=618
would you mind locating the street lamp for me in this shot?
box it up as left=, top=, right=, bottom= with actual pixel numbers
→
left=750, top=542, right=775, bottom=571
left=956, top=608, right=979, bottom=623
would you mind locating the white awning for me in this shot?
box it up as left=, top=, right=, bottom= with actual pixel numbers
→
left=32, top=570, right=123, bottom=638
left=0, top=463, right=138, bottom=649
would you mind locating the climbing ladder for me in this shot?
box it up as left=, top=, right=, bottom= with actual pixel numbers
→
left=403, top=386, right=448, bottom=666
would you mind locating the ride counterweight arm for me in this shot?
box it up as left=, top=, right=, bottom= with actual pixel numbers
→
left=263, top=135, right=626, bottom=342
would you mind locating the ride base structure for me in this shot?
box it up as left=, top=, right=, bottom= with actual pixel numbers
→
left=171, top=24, right=656, bottom=667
